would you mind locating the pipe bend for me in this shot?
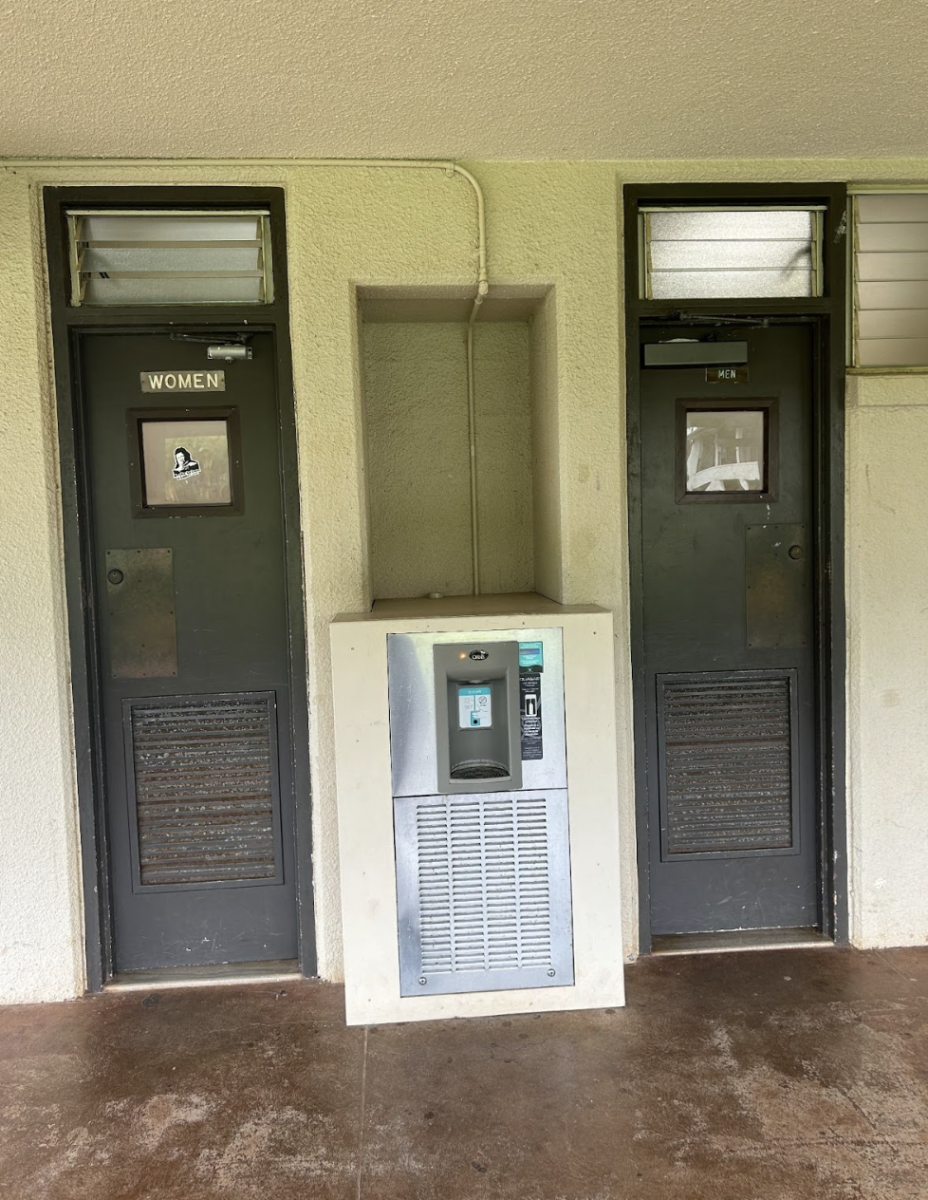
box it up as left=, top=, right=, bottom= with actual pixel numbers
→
left=449, top=163, right=489, bottom=292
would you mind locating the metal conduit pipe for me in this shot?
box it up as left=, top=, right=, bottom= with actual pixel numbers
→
left=465, top=308, right=481, bottom=596
left=7, top=155, right=491, bottom=593
left=2, top=156, right=489, bottom=302
left=12, top=156, right=491, bottom=592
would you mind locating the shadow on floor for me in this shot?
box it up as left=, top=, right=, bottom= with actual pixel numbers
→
left=1, top=946, right=927, bottom=1199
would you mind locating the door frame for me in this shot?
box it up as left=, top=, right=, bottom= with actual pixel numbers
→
left=44, top=186, right=316, bottom=989
left=623, top=182, right=848, bottom=952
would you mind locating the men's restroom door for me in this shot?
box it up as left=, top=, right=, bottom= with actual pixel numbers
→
left=81, top=330, right=299, bottom=972
left=639, top=324, right=819, bottom=936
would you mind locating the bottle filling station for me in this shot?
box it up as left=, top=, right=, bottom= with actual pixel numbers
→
left=330, top=290, right=625, bottom=1024
left=331, top=594, right=625, bottom=1025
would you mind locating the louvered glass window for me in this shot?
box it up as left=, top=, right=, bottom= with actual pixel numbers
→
left=853, top=193, right=928, bottom=367
left=66, top=210, right=273, bottom=306
left=641, top=208, right=823, bottom=300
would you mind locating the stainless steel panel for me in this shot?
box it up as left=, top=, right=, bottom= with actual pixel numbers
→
left=388, top=628, right=567, bottom=798
left=106, top=547, right=178, bottom=678
left=745, top=524, right=809, bottom=649
left=434, top=641, right=522, bottom=795
left=395, top=789, right=574, bottom=996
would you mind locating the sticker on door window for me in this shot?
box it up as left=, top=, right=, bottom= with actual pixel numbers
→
left=172, top=446, right=201, bottom=481
left=129, top=407, right=244, bottom=516
left=142, top=420, right=229, bottom=506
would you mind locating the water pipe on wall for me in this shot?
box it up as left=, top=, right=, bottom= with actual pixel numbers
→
left=465, top=304, right=483, bottom=596
left=449, top=163, right=489, bottom=597
left=8, top=155, right=491, bottom=595
left=4, top=155, right=489, bottom=305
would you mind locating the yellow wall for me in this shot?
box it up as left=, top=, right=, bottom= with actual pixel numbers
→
left=0, top=172, right=85, bottom=1002
left=2, top=156, right=928, bottom=1000
left=362, top=321, right=534, bottom=599
left=847, top=374, right=928, bottom=946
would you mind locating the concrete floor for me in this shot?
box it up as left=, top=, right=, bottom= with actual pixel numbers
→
left=2, top=947, right=927, bottom=1199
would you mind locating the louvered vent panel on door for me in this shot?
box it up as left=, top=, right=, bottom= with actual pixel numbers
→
left=657, top=672, right=797, bottom=858
left=394, top=791, right=574, bottom=996
left=124, top=692, right=282, bottom=889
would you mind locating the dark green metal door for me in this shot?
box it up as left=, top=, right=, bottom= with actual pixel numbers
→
left=82, top=331, right=299, bottom=971
left=639, top=324, right=818, bottom=936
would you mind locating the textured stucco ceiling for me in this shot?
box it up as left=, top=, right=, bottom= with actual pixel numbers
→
left=1, top=0, right=927, bottom=161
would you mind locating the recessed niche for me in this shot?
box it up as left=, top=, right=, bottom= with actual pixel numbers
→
left=358, top=285, right=558, bottom=602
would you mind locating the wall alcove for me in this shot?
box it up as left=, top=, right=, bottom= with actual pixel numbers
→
left=357, top=284, right=560, bottom=602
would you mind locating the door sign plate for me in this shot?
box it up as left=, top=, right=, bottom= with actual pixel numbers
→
left=706, top=366, right=749, bottom=384
left=140, top=370, right=226, bottom=393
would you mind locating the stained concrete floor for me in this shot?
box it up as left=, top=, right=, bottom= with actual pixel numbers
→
left=2, top=947, right=928, bottom=1199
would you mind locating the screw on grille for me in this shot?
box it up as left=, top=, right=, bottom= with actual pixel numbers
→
left=547, top=969, right=556, bottom=977
left=419, top=977, right=427, bottom=986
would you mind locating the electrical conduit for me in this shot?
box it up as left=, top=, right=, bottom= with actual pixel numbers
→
left=6, top=155, right=491, bottom=593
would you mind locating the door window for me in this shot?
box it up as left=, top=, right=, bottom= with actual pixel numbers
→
left=683, top=409, right=765, bottom=493
left=676, top=400, right=778, bottom=502
left=129, top=408, right=243, bottom=516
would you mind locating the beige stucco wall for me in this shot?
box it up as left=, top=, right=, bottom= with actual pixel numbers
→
left=2, top=156, right=928, bottom=1002
left=363, top=321, right=534, bottom=599
left=0, top=173, right=85, bottom=1002
left=847, top=373, right=928, bottom=947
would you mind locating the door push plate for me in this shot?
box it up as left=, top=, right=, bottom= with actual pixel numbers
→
left=745, top=524, right=810, bottom=649
left=106, top=548, right=178, bottom=678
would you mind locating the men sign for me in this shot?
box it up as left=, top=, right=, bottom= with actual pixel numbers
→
left=140, top=370, right=226, bottom=393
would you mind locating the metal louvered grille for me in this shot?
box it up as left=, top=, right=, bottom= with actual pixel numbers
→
left=449, top=761, right=509, bottom=781
left=659, top=675, right=795, bottom=857
left=126, top=693, right=281, bottom=888
left=395, top=791, right=574, bottom=996
left=854, top=193, right=928, bottom=366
